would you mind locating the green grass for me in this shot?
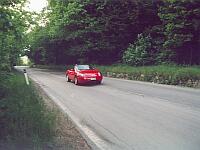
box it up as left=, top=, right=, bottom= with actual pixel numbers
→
left=95, top=64, right=200, bottom=87
left=0, top=71, right=56, bottom=148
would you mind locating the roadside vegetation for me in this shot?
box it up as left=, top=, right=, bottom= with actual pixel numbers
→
left=0, top=71, right=91, bottom=149
left=0, top=0, right=56, bottom=146
left=96, top=65, right=200, bottom=88
left=0, top=72, right=56, bottom=149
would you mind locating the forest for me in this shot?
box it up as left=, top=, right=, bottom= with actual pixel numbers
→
left=0, top=0, right=200, bottom=70
left=28, top=0, right=200, bottom=66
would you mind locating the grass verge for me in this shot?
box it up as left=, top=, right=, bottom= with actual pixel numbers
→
left=96, top=64, right=200, bottom=88
left=0, top=71, right=56, bottom=149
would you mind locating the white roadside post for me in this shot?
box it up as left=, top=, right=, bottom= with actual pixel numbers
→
left=23, top=69, right=29, bottom=85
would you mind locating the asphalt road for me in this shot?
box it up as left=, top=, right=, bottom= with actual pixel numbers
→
left=17, top=67, right=200, bottom=150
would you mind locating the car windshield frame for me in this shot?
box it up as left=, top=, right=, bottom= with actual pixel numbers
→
left=76, top=65, right=93, bottom=70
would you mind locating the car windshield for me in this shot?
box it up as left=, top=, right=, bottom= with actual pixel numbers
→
left=77, top=65, right=93, bottom=70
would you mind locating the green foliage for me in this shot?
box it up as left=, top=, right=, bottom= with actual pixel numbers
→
left=0, top=72, right=55, bottom=146
left=28, top=0, right=161, bottom=65
left=26, top=0, right=200, bottom=66
left=123, top=34, right=153, bottom=66
left=0, top=0, right=31, bottom=70
left=158, top=0, right=200, bottom=64
left=155, top=49, right=176, bottom=64
left=1, top=0, right=199, bottom=68
left=0, top=0, right=26, bottom=7
left=122, top=0, right=200, bottom=66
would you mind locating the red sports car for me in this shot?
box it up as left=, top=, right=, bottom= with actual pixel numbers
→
left=65, top=65, right=103, bottom=85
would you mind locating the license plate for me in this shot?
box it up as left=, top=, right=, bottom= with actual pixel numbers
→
left=90, top=78, right=96, bottom=80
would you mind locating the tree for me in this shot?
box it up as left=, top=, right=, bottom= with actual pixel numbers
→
left=123, top=34, right=153, bottom=66
left=0, top=0, right=29, bottom=71
left=158, top=0, right=200, bottom=64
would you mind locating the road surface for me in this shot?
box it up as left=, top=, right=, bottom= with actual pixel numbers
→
left=17, top=67, right=200, bottom=150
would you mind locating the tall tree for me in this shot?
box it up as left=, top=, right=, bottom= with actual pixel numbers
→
left=158, top=0, right=200, bottom=64
left=0, top=0, right=29, bottom=70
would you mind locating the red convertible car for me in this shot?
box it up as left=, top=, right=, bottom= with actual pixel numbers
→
left=65, top=65, right=103, bottom=85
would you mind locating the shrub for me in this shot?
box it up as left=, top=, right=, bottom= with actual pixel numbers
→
left=123, top=34, right=153, bottom=66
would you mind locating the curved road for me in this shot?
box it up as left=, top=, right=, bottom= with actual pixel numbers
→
left=19, top=67, right=200, bottom=150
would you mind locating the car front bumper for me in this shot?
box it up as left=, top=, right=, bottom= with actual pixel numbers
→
left=77, top=76, right=103, bottom=84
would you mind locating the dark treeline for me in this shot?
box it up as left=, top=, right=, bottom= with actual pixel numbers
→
left=28, top=0, right=200, bottom=66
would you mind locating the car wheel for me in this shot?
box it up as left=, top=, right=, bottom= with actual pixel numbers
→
left=74, top=77, right=79, bottom=85
left=66, top=74, right=71, bottom=82
left=97, top=80, right=102, bottom=84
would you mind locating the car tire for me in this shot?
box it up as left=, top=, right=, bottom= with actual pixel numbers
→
left=66, top=74, right=71, bottom=82
left=97, top=80, right=102, bottom=84
left=74, top=77, right=79, bottom=85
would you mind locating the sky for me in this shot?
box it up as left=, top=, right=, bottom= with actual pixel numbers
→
left=25, top=0, right=48, bottom=12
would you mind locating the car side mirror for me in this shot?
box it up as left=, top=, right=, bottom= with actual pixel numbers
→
left=70, top=69, right=74, bottom=71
